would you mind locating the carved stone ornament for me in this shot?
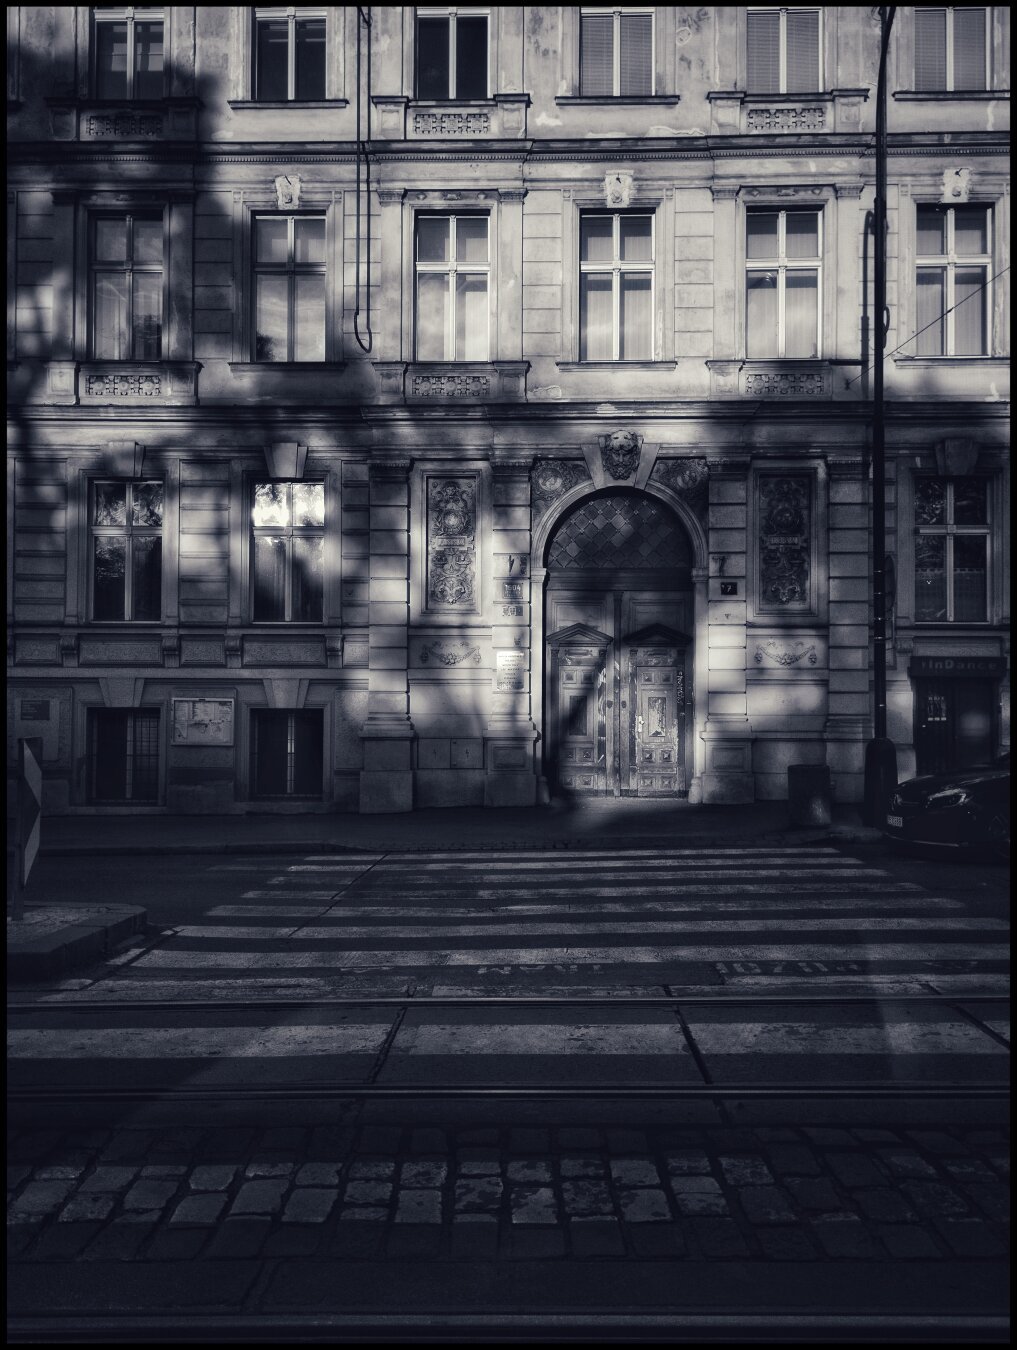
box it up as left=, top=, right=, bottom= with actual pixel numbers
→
left=754, top=641, right=818, bottom=667
left=604, top=171, right=633, bottom=208
left=531, top=459, right=592, bottom=518
left=600, top=430, right=642, bottom=480
left=651, top=457, right=709, bottom=521
left=419, top=641, right=482, bottom=667
left=746, top=106, right=826, bottom=132
left=427, top=477, right=477, bottom=610
left=274, top=174, right=302, bottom=209
left=758, top=475, right=811, bottom=609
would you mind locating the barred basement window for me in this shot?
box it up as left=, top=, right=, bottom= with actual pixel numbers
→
left=93, top=7, right=165, bottom=99
left=254, top=7, right=326, bottom=101
left=251, top=481, right=325, bottom=622
left=415, top=8, right=489, bottom=100
left=914, top=7, right=988, bottom=91
left=253, top=215, right=326, bottom=362
left=579, top=213, right=654, bottom=361
left=914, top=205, right=991, bottom=356
left=90, top=214, right=164, bottom=360
left=745, top=208, right=822, bottom=359
left=415, top=214, right=490, bottom=360
left=88, top=708, right=161, bottom=803
left=914, top=477, right=990, bottom=623
left=746, top=8, right=821, bottom=93
left=251, top=710, right=324, bottom=799
left=91, top=480, right=163, bottom=622
left=580, top=8, right=653, bottom=96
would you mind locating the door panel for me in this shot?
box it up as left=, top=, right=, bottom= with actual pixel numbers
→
left=915, top=678, right=995, bottom=775
left=553, top=646, right=608, bottom=793
left=630, top=654, right=684, bottom=796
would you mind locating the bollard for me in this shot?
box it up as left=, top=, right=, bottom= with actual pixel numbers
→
left=787, top=764, right=832, bottom=828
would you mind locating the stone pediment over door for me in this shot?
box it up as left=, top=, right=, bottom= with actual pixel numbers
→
left=624, top=623, right=691, bottom=650
left=546, top=622, right=613, bottom=650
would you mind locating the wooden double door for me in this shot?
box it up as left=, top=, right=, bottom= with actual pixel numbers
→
left=914, top=678, right=996, bottom=775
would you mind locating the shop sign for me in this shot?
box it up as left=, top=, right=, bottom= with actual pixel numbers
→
left=909, top=656, right=1006, bottom=678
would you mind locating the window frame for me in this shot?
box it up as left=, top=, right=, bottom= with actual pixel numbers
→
left=913, top=475, right=992, bottom=623
left=87, top=707, right=162, bottom=804
left=252, top=5, right=328, bottom=102
left=414, top=6, right=491, bottom=100
left=249, top=478, right=327, bottom=624
left=577, top=210, right=656, bottom=362
left=743, top=206, right=824, bottom=360
left=89, top=478, right=165, bottom=623
left=913, top=203, right=992, bottom=358
left=250, top=708, right=325, bottom=800
left=745, top=6, right=824, bottom=94
left=91, top=5, right=166, bottom=101
left=913, top=6, right=990, bottom=92
left=89, top=210, right=167, bottom=362
left=251, top=212, right=328, bottom=364
left=579, top=6, right=656, bottom=98
left=413, top=211, right=492, bottom=362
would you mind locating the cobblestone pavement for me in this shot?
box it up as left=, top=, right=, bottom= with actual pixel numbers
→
left=8, top=1121, right=1009, bottom=1269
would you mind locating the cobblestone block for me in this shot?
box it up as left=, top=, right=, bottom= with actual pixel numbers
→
left=35, top=1164, right=87, bottom=1181
left=205, top=1217, right=272, bottom=1259
left=720, top=1156, right=774, bottom=1186
left=28, top=1222, right=103, bottom=1261
left=188, top=1165, right=237, bottom=1192
left=628, top=1224, right=686, bottom=1257
left=504, top=1226, right=567, bottom=1259
left=606, top=1129, right=649, bottom=1154
left=670, top=1178, right=729, bottom=1217
left=57, top=1194, right=115, bottom=1223
left=943, top=1158, right=996, bottom=1181
left=329, top=1220, right=387, bottom=1258
left=561, top=1179, right=613, bottom=1216
left=409, top=1129, right=447, bottom=1155
left=9, top=1180, right=76, bottom=1221
left=454, top=1177, right=503, bottom=1212
left=877, top=1149, right=939, bottom=1178
left=876, top=1225, right=943, bottom=1258
left=348, top=1160, right=396, bottom=1180
left=507, top=1160, right=552, bottom=1184
left=510, top=1186, right=558, bottom=1224
left=933, top=1218, right=1008, bottom=1257
left=900, top=1181, right=970, bottom=1217
left=825, top=1152, right=888, bottom=1188
left=960, top=1181, right=1009, bottom=1221
left=395, top=1189, right=442, bottom=1224
left=854, top=1189, right=917, bottom=1222
left=123, top=1179, right=180, bottom=1211
left=785, top=1176, right=853, bottom=1213
left=456, top=1156, right=501, bottom=1176
left=766, top=1145, right=821, bottom=1176
left=618, top=1189, right=671, bottom=1223
left=400, top=1161, right=447, bottom=1189
left=757, top=1228, right=818, bottom=1261
left=386, top=1223, right=446, bottom=1259
left=295, top=1162, right=343, bottom=1187
left=79, top=1166, right=138, bottom=1193
left=509, top=1129, right=550, bottom=1153
left=810, top=1215, right=880, bottom=1259
left=283, top=1188, right=336, bottom=1224
left=81, top=1217, right=154, bottom=1261
left=141, top=1164, right=188, bottom=1178
left=245, top=1162, right=293, bottom=1178
left=169, top=1194, right=228, bottom=1226
left=228, top=1179, right=289, bottom=1216
left=145, top=1228, right=209, bottom=1261
left=263, top=1226, right=324, bottom=1258
left=343, top=1180, right=393, bottom=1206
left=569, top=1217, right=626, bottom=1256
left=610, top=1159, right=660, bottom=1187
left=339, top=1205, right=388, bottom=1222
left=666, top=1151, right=712, bottom=1176
left=560, top=1158, right=605, bottom=1178
left=688, top=1217, right=750, bottom=1258
left=557, top=1128, right=601, bottom=1149
left=737, top=1185, right=796, bottom=1224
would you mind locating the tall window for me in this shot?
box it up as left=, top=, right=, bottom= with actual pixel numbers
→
left=914, top=7, right=988, bottom=90
left=579, top=213, right=653, bottom=361
left=88, top=709, right=161, bottom=802
left=914, top=477, right=989, bottom=622
left=251, top=709, right=324, bottom=799
left=254, top=8, right=326, bottom=100
left=90, top=214, right=164, bottom=361
left=91, top=480, right=163, bottom=621
left=746, top=8, right=821, bottom=92
left=251, top=481, right=325, bottom=622
left=914, top=205, right=990, bottom=357
left=580, top=8, right=653, bottom=96
left=253, top=215, right=326, bottom=362
left=93, top=7, right=164, bottom=99
left=415, top=8, right=488, bottom=99
left=745, top=209, right=821, bottom=359
left=415, top=215, right=490, bottom=360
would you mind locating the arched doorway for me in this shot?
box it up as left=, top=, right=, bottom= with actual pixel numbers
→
left=542, top=490, right=694, bottom=797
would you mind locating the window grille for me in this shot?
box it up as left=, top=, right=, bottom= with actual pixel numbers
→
left=88, top=708, right=161, bottom=802
left=251, top=710, right=324, bottom=798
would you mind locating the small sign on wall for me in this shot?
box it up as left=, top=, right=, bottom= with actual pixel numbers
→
left=172, top=698, right=235, bottom=746
left=496, top=650, right=527, bottom=692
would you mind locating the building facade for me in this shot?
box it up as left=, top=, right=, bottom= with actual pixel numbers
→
left=7, top=6, right=1010, bottom=816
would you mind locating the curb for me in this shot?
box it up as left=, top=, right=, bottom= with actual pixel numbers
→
left=7, top=904, right=148, bottom=983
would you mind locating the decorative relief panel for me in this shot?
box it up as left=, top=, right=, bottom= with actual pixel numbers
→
left=427, top=477, right=478, bottom=611
left=417, top=639, right=483, bottom=667
left=650, top=457, right=709, bottom=522
left=78, top=639, right=163, bottom=666
left=754, top=640, right=818, bottom=666
left=746, top=106, right=826, bottom=132
left=743, top=370, right=828, bottom=398
left=412, top=110, right=491, bottom=136
left=84, top=111, right=163, bottom=138
left=757, top=476, right=812, bottom=611
left=548, top=494, right=692, bottom=571
left=530, top=459, right=592, bottom=520
left=412, top=374, right=489, bottom=399
left=85, top=373, right=161, bottom=399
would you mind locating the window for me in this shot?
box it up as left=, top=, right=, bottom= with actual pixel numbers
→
left=914, top=205, right=991, bottom=356
left=415, top=8, right=488, bottom=100
left=88, top=708, right=160, bottom=803
left=253, top=215, right=326, bottom=362
left=746, top=8, right=821, bottom=92
left=251, top=481, right=325, bottom=622
left=914, top=477, right=989, bottom=622
left=914, top=7, right=988, bottom=90
left=579, top=213, right=653, bottom=361
left=251, top=710, right=324, bottom=798
left=90, top=214, right=164, bottom=361
left=93, top=6, right=164, bottom=99
left=91, top=481, right=163, bottom=621
left=415, top=215, right=490, bottom=360
left=580, top=7, right=653, bottom=96
left=745, top=209, right=821, bottom=359
left=254, top=7, right=326, bottom=100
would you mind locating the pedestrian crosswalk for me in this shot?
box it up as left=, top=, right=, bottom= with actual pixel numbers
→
left=9, top=845, right=1009, bottom=1094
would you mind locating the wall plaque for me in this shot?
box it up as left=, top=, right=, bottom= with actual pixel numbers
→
left=496, top=650, right=527, bottom=691
left=172, top=698, right=235, bottom=747
left=757, top=475, right=811, bottom=611
left=427, top=476, right=478, bottom=612
left=19, top=700, right=51, bottom=721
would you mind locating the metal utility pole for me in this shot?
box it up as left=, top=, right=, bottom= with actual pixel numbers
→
left=863, top=5, right=899, bottom=826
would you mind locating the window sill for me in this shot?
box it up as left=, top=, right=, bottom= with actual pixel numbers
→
left=226, top=100, right=349, bottom=111
left=555, top=95, right=680, bottom=106
left=706, top=359, right=834, bottom=399
left=373, top=95, right=530, bottom=139
left=46, top=96, right=200, bottom=141
left=555, top=361, right=676, bottom=372
left=228, top=362, right=346, bottom=373
left=893, top=90, right=1008, bottom=101
left=893, top=355, right=1002, bottom=366
left=374, top=360, right=529, bottom=402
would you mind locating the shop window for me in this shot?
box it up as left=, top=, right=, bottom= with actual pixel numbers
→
left=93, top=6, right=165, bottom=99
left=746, top=8, right=821, bottom=92
left=251, top=709, right=324, bottom=798
left=579, top=212, right=654, bottom=361
left=414, top=214, right=490, bottom=360
left=914, top=205, right=991, bottom=356
left=91, top=480, right=163, bottom=621
left=745, top=208, right=822, bottom=359
left=914, top=476, right=989, bottom=622
left=88, top=708, right=161, bottom=803
left=90, top=214, right=164, bottom=361
left=253, top=214, right=326, bottom=362
left=580, top=8, right=653, bottom=96
left=914, top=7, right=988, bottom=91
left=415, top=8, right=488, bottom=100
left=251, top=480, right=325, bottom=622
left=254, top=8, right=326, bottom=100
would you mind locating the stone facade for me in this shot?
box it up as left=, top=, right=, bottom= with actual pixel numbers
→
left=6, top=6, right=1010, bottom=814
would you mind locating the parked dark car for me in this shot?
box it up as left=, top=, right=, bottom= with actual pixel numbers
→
left=883, top=753, right=1010, bottom=856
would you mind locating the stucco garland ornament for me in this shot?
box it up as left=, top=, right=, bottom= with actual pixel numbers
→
left=599, top=430, right=642, bottom=480
left=754, top=641, right=818, bottom=666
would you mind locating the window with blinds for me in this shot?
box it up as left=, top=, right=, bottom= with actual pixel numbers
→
left=580, top=9, right=653, bottom=96
left=746, top=8, right=821, bottom=93
left=914, top=8, right=988, bottom=91
left=913, top=204, right=991, bottom=357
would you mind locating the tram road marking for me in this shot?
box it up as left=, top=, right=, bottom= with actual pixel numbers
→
left=8, top=1023, right=393, bottom=1058
left=683, top=1021, right=1009, bottom=1057
left=209, top=896, right=967, bottom=918
left=171, top=917, right=1008, bottom=941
